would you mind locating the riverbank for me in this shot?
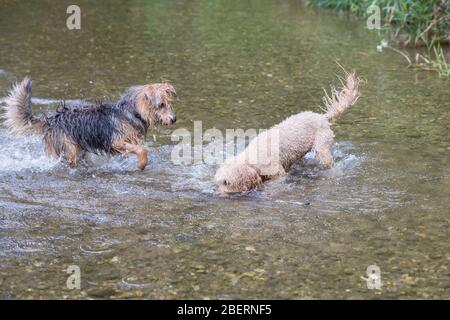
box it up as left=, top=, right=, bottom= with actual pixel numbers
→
left=307, top=0, right=450, bottom=77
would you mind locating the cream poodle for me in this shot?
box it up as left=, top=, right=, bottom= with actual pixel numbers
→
left=215, top=69, right=361, bottom=194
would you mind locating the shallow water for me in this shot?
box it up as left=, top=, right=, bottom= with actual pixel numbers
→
left=0, top=0, right=449, bottom=299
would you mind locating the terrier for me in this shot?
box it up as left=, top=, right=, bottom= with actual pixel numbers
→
left=2, top=78, right=177, bottom=170
left=215, top=70, right=361, bottom=194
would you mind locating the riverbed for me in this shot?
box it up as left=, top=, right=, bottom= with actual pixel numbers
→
left=0, top=0, right=449, bottom=299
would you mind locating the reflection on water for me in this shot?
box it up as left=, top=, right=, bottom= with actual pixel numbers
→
left=0, top=0, right=449, bottom=299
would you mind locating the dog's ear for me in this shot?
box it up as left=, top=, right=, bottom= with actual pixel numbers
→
left=144, top=89, right=162, bottom=107
left=166, top=84, right=176, bottom=98
left=243, top=163, right=263, bottom=188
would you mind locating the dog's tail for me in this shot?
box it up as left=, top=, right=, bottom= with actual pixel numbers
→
left=2, top=77, right=42, bottom=134
left=323, top=69, right=361, bottom=124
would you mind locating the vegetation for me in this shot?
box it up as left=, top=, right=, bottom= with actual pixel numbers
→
left=307, top=0, right=450, bottom=77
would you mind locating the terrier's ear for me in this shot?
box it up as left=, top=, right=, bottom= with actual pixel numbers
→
left=144, top=90, right=162, bottom=107
left=149, top=91, right=162, bottom=107
left=166, top=84, right=176, bottom=98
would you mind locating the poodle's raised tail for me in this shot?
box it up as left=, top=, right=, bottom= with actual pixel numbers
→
left=323, top=69, right=361, bottom=124
left=2, top=77, right=42, bottom=134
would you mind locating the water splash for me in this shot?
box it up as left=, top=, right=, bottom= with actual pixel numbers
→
left=0, top=129, right=59, bottom=172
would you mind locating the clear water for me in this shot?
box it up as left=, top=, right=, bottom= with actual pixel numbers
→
left=0, top=0, right=449, bottom=299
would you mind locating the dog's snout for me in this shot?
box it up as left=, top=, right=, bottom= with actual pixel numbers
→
left=171, top=114, right=177, bottom=124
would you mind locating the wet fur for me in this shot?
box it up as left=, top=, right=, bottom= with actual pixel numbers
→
left=2, top=78, right=176, bottom=169
left=215, top=70, right=362, bottom=194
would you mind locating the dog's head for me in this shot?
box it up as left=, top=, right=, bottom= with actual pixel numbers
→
left=136, top=83, right=177, bottom=127
left=214, top=162, right=262, bottom=194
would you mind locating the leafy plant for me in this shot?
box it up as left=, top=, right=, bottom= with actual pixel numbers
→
left=307, top=0, right=450, bottom=77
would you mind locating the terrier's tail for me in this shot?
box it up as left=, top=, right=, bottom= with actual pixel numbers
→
left=2, top=77, right=42, bottom=134
left=323, top=69, right=361, bottom=124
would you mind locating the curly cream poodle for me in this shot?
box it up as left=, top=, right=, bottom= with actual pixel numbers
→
left=215, top=69, right=361, bottom=194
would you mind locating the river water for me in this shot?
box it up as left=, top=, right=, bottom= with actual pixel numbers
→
left=0, top=0, right=449, bottom=299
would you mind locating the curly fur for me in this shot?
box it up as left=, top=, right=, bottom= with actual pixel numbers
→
left=215, top=70, right=361, bottom=194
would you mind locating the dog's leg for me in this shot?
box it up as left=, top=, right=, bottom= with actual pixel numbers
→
left=128, top=144, right=148, bottom=170
left=113, top=142, right=149, bottom=170
left=313, top=128, right=335, bottom=169
left=65, top=143, right=80, bottom=168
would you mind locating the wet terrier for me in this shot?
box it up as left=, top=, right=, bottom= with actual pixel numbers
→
left=215, top=69, right=361, bottom=194
left=2, top=78, right=176, bottom=169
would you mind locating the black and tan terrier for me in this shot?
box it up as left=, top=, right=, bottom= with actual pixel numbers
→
left=2, top=78, right=177, bottom=170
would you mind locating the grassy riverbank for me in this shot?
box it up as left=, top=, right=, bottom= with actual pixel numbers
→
left=307, top=0, right=450, bottom=77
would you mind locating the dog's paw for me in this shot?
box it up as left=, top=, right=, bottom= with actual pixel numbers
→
left=138, top=162, right=147, bottom=170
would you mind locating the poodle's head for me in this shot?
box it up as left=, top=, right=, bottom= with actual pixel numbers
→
left=214, top=162, right=262, bottom=194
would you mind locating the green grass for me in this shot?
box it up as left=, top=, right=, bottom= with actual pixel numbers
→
left=416, top=44, right=450, bottom=77
left=307, top=0, right=450, bottom=77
